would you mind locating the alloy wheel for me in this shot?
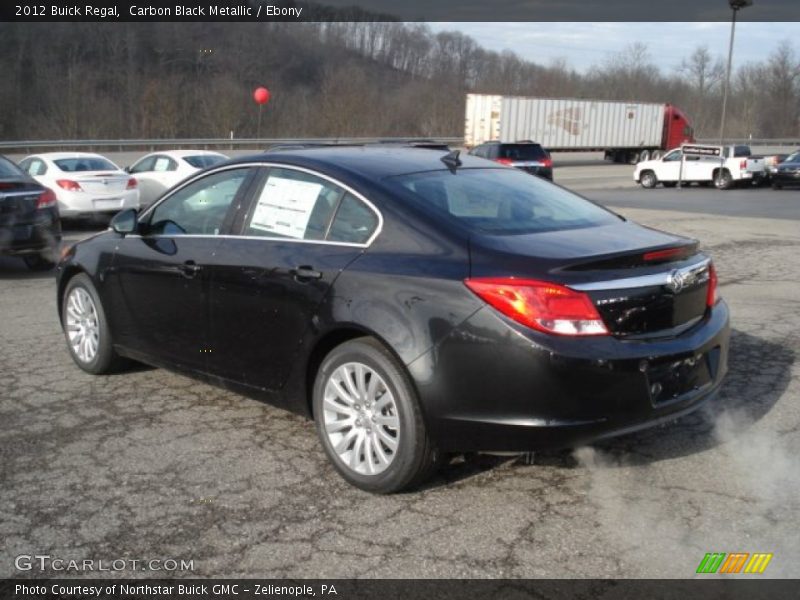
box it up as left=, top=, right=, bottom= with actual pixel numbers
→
left=322, top=362, right=400, bottom=476
left=65, top=287, right=100, bottom=364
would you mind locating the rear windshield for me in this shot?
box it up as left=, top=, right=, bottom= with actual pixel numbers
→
left=184, top=155, right=226, bottom=169
left=732, top=145, right=751, bottom=158
left=498, top=144, right=548, bottom=161
left=54, top=157, right=118, bottom=172
left=387, top=168, right=619, bottom=235
left=0, top=157, right=23, bottom=178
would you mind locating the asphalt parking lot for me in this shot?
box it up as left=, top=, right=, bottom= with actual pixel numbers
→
left=1, top=175, right=799, bottom=578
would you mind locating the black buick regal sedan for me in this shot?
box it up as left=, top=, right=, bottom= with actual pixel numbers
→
left=56, top=147, right=729, bottom=493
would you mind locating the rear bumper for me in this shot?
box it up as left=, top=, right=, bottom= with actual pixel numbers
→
left=516, top=166, right=553, bottom=180
left=411, top=300, right=730, bottom=452
left=57, top=189, right=140, bottom=217
left=772, top=172, right=800, bottom=186
left=0, top=209, right=62, bottom=256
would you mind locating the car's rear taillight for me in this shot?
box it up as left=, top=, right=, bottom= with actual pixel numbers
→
left=126, top=177, right=138, bottom=189
left=56, top=179, right=82, bottom=192
left=740, top=159, right=747, bottom=169
left=495, top=158, right=514, bottom=166
left=464, top=277, right=609, bottom=336
left=36, top=188, right=57, bottom=209
left=707, top=262, right=718, bottom=307
left=542, top=158, right=553, bottom=168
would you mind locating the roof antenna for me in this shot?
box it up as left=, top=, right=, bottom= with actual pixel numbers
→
left=440, top=149, right=462, bottom=172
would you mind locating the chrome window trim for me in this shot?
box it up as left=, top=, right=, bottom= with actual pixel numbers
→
left=569, top=258, right=710, bottom=291
left=135, top=161, right=383, bottom=248
left=123, top=233, right=372, bottom=249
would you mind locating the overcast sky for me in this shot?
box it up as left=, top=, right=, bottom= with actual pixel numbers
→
left=427, top=22, right=800, bottom=73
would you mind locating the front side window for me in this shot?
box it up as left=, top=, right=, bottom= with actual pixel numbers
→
left=148, top=168, right=250, bottom=235
left=663, top=150, right=681, bottom=162
left=388, top=168, right=619, bottom=235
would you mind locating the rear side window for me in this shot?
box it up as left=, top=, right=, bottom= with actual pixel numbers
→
left=130, top=156, right=156, bottom=173
left=0, top=157, right=24, bottom=178
left=328, top=193, right=379, bottom=244
left=153, top=156, right=178, bottom=172
left=185, top=155, right=227, bottom=169
left=54, top=157, right=118, bottom=172
left=388, top=168, right=619, bottom=235
left=26, top=159, right=48, bottom=176
left=498, top=144, right=547, bottom=161
left=470, top=145, right=490, bottom=158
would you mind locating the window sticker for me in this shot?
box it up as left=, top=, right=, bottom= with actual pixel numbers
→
left=250, top=176, right=322, bottom=239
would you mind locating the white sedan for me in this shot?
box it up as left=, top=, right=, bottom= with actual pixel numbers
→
left=126, top=150, right=229, bottom=208
left=18, top=152, right=140, bottom=219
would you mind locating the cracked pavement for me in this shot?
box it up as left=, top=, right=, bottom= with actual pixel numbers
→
left=1, top=202, right=799, bottom=579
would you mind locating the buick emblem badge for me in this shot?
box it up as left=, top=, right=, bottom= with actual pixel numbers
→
left=666, top=269, right=685, bottom=293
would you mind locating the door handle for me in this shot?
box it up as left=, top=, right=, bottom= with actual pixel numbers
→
left=179, top=260, right=203, bottom=278
left=292, top=265, right=322, bottom=281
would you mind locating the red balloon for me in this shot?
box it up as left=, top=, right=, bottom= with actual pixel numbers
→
left=253, top=87, right=270, bottom=105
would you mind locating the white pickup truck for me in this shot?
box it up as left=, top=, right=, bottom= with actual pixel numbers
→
left=634, top=144, right=767, bottom=189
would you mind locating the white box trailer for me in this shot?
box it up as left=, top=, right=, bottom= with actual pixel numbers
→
left=465, top=94, right=695, bottom=164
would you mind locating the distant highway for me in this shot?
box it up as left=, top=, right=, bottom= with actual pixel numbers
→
left=5, top=147, right=797, bottom=193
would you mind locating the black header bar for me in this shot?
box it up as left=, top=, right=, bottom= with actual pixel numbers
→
left=2, top=579, right=800, bottom=600
left=2, top=0, right=799, bottom=22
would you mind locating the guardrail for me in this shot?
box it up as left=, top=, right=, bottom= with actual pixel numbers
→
left=0, top=137, right=464, bottom=153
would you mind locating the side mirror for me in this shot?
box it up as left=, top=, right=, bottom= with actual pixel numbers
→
left=110, top=208, right=138, bottom=235
left=124, top=166, right=132, bottom=173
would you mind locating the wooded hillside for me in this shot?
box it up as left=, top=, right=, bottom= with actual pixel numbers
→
left=1, top=22, right=798, bottom=140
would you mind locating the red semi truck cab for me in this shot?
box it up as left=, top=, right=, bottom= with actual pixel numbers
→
left=664, top=104, right=695, bottom=150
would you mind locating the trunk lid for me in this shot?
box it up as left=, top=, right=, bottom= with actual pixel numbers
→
left=469, top=221, right=711, bottom=338
left=0, top=180, right=42, bottom=226
left=72, top=172, right=129, bottom=195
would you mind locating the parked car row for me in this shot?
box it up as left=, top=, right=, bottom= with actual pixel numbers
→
left=1, top=149, right=229, bottom=270
left=0, top=155, right=61, bottom=269
left=634, top=144, right=800, bottom=190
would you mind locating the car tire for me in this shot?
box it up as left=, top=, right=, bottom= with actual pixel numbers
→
left=23, top=254, right=55, bottom=271
left=61, top=273, right=124, bottom=375
left=640, top=171, right=658, bottom=189
left=639, top=149, right=651, bottom=163
left=714, top=169, right=734, bottom=190
left=628, top=151, right=640, bottom=165
left=312, top=337, right=441, bottom=493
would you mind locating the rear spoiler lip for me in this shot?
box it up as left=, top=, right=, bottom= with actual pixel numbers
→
left=568, top=258, right=711, bottom=292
